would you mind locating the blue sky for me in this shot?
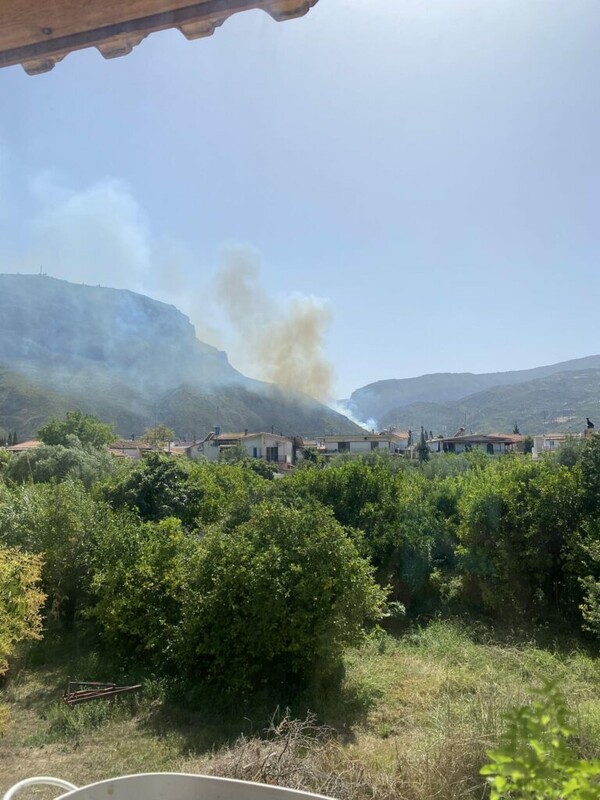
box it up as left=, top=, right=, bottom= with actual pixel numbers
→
left=1, top=0, right=599, bottom=399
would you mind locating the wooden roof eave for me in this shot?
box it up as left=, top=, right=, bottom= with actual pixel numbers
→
left=0, top=0, right=318, bottom=75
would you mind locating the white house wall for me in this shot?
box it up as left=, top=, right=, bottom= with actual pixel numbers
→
left=243, top=435, right=294, bottom=464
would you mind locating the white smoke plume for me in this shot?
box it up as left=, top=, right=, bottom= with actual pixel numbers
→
left=0, top=170, right=154, bottom=294
left=28, top=174, right=152, bottom=290
left=215, top=246, right=334, bottom=402
left=329, top=401, right=373, bottom=432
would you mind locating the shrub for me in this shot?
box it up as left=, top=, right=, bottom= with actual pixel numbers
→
left=89, top=516, right=185, bottom=660
left=0, top=481, right=114, bottom=619
left=280, top=459, right=449, bottom=611
left=173, top=499, right=386, bottom=694
left=101, top=452, right=207, bottom=525
left=456, top=458, right=580, bottom=617
left=481, top=683, right=600, bottom=799
left=101, top=453, right=266, bottom=528
left=0, top=544, right=45, bottom=676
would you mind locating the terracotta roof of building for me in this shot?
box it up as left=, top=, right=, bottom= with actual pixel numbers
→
left=111, top=439, right=151, bottom=448
left=322, top=434, right=396, bottom=442
left=490, top=433, right=526, bottom=443
left=0, top=0, right=319, bottom=75
left=430, top=433, right=515, bottom=445
left=206, top=431, right=292, bottom=443
left=5, top=439, right=42, bottom=452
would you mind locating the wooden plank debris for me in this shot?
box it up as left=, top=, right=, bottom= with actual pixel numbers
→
left=63, top=680, right=143, bottom=708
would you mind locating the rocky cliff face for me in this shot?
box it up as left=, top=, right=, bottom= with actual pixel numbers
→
left=0, top=274, right=239, bottom=394
left=0, top=274, right=361, bottom=439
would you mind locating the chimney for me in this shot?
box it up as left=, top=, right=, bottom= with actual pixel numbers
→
left=244, top=428, right=248, bottom=436
left=214, top=425, right=221, bottom=436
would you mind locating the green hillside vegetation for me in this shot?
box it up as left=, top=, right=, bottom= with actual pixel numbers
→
left=158, top=383, right=362, bottom=440
left=1, top=426, right=600, bottom=797
left=0, top=366, right=71, bottom=441
left=0, top=367, right=361, bottom=441
left=380, top=368, right=600, bottom=435
left=347, top=355, right=600, bottom=425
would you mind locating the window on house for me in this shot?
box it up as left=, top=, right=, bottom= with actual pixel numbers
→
left=370, top=441, right=379, bottom=450
left=253, top=447, right=258, bottom=458
left=266, top=446, right=279, bottom=461
left=338, top=442, right=350, bottom=453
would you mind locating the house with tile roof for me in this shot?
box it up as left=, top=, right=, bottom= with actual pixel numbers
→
left=188, top=429, right=295, bottom=466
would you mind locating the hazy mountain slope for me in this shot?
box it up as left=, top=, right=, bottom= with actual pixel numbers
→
left=0, top=274, right=362, bottom=439
left=158, top=384, right=362, bottom=440
left=379, top=368, right=600, bottom=435
left=0, top=273, right=240, bottom=394
left=347, top=355, right=600, bottom=424
left=0, top=366, right=72, bottom=440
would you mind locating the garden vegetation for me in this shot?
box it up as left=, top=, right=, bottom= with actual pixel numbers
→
left=0, top=416, right=599, bottom=796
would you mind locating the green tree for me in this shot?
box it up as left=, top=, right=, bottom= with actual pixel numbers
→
left=555, top=436, right=584, bottom=468
left=279, top=457, right=447, bottom=611
left=218, top=441, right=247, bottom=463
left=102, top=452, right=205, bottom=525
left=523, top=435, right=534, bottom=455
left=415, top=426, right=430, bottom=462
left=0, top=449, right=9, bottom=474
left=5, top=442, right=117, bottom=488
left=142, top=425, right=175, bottom=448
left=578, top=433, right=600, bottom=515
left=563, top=516, right=600, bottom=639
left=38, top=410, right=115, bottom=449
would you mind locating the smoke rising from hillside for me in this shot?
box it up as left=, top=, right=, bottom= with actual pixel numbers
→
left=216, top=247, right=334, bottom=401
left=0, top=166, right=338, bottom=403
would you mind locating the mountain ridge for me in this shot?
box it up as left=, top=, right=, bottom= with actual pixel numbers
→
left=0, top=273, right=362, bottom=440
left=378, top=368, right=600, bottom=436
left=346, top=354, right=600, bottom=425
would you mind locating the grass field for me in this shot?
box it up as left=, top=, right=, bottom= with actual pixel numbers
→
left=2, top=620, right=599, bottom=800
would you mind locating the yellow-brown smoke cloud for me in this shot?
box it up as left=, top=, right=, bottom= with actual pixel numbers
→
left=215, top=247, right=334, bottom=402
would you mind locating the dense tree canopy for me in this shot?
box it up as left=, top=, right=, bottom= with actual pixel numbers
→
left=4, top=442, right=116, bottom=488
left=38, top=409, right=115, bottom=448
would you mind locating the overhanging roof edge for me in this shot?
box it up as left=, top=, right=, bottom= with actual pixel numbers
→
left=0, top=0, right=319, bottom=75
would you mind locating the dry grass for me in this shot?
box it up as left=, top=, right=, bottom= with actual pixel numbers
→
left=1, top=621, right=599, bottom=800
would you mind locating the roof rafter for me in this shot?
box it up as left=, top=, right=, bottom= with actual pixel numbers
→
left=0, top=0, right=318, bottom=75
